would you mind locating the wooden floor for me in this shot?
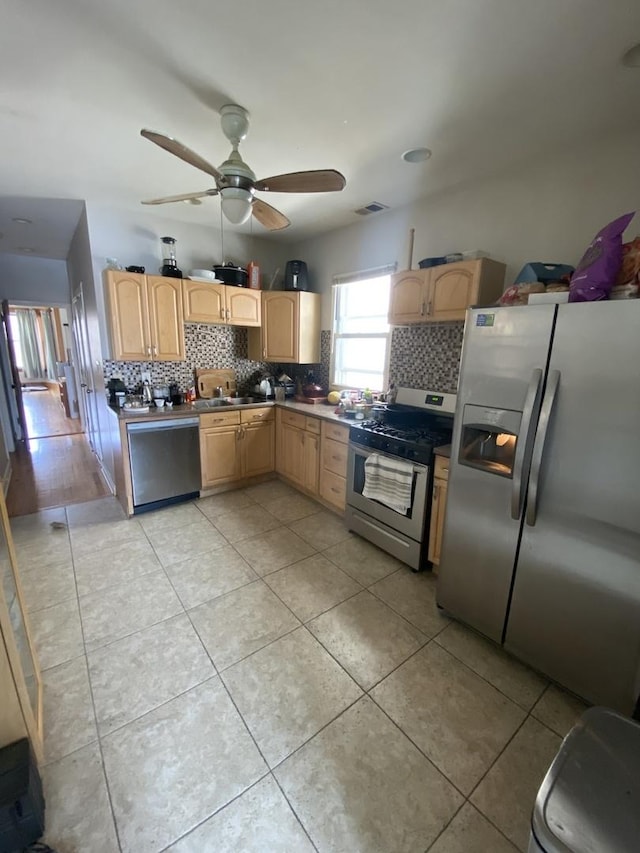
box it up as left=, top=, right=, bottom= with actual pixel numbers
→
left=6, top=433, right=111, bottom=517
left=22, top=385, right=82, bottom=439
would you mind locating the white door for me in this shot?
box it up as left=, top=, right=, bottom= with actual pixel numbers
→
left=71, top=285, right=101, bottom=458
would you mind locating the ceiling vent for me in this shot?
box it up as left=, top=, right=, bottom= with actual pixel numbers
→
left=354, top=201, right=389, bottom=216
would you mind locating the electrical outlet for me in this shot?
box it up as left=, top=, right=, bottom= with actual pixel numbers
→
left=140, top=370, right=151, bottom=383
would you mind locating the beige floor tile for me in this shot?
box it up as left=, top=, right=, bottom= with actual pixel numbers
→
left=80, top=570, right=183, bottom=651
left=138, top=501, right=205, bottom=533
left=20, top=559, right=76, bottom=612
left=66, top=496, right=125, bottom=527
left=430, top=803, right=518, bottom=853
left=166, top=545, right=257, bottom=609
left=531, top=684, right=588, bottom=737
left=88, top=613, right=215, bottom=736
left=213, top=504, right=281, bottom=543
left=323, top=533, right=404, bottom=586
left=42, top=656, right=97, bottom=764
left=190, top=580, right=300, bottom=670
left=14, top=534, right=72, bottom=573
left=74, top=537, right=162, bottom=596
left=267, top=493, right=320, bottom=523
left=197, top=489, right=256, bottom=521
left=223, top=627, right=362, bottom=767
left=166, top=775, right=314, bottom=853
left=288, top=509, right=352, bottom=551
left=69, top=516, right=143, bottom=555
left=30, top=597, right=84, bottom=670
left=265, top=553, right=362, bottom=622
left=371, top=643, right=526, bottom=794
left=436, top=622, right=548, bottom=710
left=102, top=678, right=267, bottom=853
left=147, top=518, right=228, bottom=567
left=234, top=527, right=316, bottom=577
left=308, top=590, right=426, bottom=690
left=9, top=506, right=67, bottom=542
left=246, top=479, right=299, bottom=505
left=370, top=567, right=450, bottom=636
left=42, top=742, right=119, bottom=853
left=276, top=696, right=462, bottom=852
left=471, top=717, right=561, bottom=852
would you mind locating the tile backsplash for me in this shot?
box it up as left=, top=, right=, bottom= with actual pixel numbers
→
left=388, top=322, right=464, bottom=394
left=104, top=324, right=327, bottom=395
left=104, top=323, right=462, bottom=396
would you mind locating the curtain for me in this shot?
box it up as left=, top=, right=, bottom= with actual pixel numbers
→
left=40, top=310, right=58, bottom=379
left=14, top=309, right=43, bottom=379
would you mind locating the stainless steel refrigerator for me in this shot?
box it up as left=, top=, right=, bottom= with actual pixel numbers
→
left=437, top=301, right=640, bottom=715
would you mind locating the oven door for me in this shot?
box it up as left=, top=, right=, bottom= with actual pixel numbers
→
left=346, top=442, right=429, bottom=542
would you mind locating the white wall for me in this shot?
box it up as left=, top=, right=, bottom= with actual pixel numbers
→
left=291, top=129, right=640, bottom=329
left=0, top=253, right=70, bottom=305
left=85, top=201, right=290, bottom=359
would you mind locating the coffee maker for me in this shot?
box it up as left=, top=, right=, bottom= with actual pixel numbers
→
left=284, top=260, right=308, bottom=291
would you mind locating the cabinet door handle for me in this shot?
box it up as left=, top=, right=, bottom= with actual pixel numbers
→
left=420, top=301, right=425, bottom=316
left=442, top=467, right=449, bottom=474
left=263, top=348, right=266, bottom=359
left=146, top=346, right=152, bottom=356
left=226, top=308, right=230, bottom=320
left=220, top=308, right=225, bottom=319
left=427, top=300, right=433, bottom=316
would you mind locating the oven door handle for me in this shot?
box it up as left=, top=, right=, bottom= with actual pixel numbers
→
left=348, top=443, right=429, bottom=476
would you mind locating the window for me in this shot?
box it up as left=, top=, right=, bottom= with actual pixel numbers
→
left=330, top=267, right=393, bottom=391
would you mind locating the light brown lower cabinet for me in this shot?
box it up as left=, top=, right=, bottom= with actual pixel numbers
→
left=200, top=408, right=274, bottom=489
left=428, top=455, right=450, bottom=569
left=276, top=410, right=319, bottom=493
left=319, top=421, right=349, bottom=511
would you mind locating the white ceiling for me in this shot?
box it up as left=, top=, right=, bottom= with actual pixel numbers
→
left=1, top=0, right=640, bottom=256
left=0, top=198, right=84, bottom=260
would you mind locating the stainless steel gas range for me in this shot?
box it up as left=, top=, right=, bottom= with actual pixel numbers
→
left=345, top=388, right=456, bottom=570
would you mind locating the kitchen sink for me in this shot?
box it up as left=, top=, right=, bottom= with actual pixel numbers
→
left=194, top=397, right=261, bottom=409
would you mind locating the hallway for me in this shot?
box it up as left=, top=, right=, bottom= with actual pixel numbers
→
left=6, top=432, right=111, bottom=517
left=22, top=384, right=82, bottom=439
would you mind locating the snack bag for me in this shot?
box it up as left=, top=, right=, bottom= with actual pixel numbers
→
left=569, top=212, right=635, bottom=302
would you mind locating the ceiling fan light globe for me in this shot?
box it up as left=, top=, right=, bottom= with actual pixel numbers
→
left=220, top=187, right=253, bottom=225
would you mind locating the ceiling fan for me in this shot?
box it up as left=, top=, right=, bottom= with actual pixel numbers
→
left=140, top=104, right=346, bottom=231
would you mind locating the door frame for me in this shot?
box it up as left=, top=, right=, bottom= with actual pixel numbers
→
left=0, top=300, right=27, bottom=444
left=71, top=284, right=101, bottom=457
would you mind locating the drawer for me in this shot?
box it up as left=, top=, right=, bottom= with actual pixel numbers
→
left=321, top=420, right=349, bottom=445
left=199, top=410, right=241, bottom=428
left=305, top=416, right=321, bottom=435
left=280, top=409, right=307, bottom=430
left=240, top=406, right=274, bottom=424
left=319, top=468, right=347, bottom=511
left=434, top=455, right=450, bottom=480
left=322, top=437, right=348, bottom=477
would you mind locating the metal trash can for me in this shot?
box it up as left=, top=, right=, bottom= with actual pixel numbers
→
left=529, top=707, right=640, bottom=852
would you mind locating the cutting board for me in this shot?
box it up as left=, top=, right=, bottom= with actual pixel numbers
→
left=196, top=369, right=237, bottom=399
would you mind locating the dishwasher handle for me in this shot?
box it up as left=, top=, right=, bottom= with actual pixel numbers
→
left=127, top=417, right=199, bottom=433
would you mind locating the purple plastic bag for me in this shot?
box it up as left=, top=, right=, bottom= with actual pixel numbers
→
left=569, top=212, right=635, bottom=302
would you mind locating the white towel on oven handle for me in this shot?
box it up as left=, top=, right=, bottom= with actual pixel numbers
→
left=362, top=453, right=414, bottom=515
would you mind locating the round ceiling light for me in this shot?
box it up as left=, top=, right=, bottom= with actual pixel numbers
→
left=12, top=217, right=32, bottom=224
left=621, top=43, right=640, bottom=67
left=402, top=147, right=432, bottom=163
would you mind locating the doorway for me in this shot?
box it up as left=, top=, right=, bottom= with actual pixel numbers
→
left=6, top=304, right=81, bottom=439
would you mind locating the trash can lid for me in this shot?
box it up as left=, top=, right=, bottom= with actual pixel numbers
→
left=532, top=707, right=640, bottom=853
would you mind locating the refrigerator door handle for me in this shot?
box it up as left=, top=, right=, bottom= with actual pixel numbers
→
left=526, top=369, right=561, bottom=526
left=510, top=368, right=543, bottom=520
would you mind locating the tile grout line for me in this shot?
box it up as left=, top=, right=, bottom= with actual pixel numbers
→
left=65, top=507, right=125, bottom=853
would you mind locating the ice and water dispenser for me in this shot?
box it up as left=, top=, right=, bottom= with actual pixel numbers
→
left=458, top=405, right=520, bottom=478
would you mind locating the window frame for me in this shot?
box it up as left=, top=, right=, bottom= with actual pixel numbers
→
left=329, top=268, right=394, bottom=392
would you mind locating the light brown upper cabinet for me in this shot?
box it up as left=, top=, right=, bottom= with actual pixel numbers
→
left=183, top=281, right=261, bottom=327
left=105, top=271, right=185, bottom=361
left=388, top=259, right=506, bottom=325
left=248, top=291, right=320, bottom=363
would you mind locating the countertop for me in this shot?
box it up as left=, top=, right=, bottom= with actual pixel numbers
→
left=109, top=398, right=351, bottom=427
left=434, top=444, right=451, bottom=458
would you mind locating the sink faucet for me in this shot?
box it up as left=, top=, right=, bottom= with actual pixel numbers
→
left=215, top=386, right=225, bottom=398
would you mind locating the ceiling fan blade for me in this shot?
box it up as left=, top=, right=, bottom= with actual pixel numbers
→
left=252, top=198, right=290, bottom=231
left=255, top=169, right=346, bottom=193
left=141, top=189, right=219, bottom=205
left=141, top=129, right=224, bottom=182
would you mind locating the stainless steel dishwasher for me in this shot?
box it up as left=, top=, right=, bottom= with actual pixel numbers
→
left=127, top=417, right=200, bottom=512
